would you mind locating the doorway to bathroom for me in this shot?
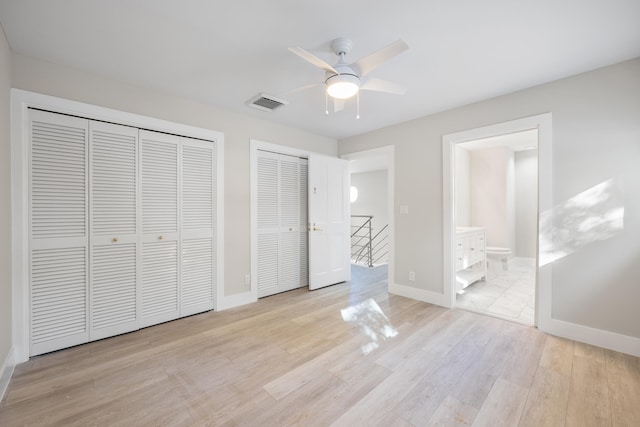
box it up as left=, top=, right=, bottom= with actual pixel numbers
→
left=443, top=113, right=552, bottom=329
left=452, top=130, right=538, bottom=325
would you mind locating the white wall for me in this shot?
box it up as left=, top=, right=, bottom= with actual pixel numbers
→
left=515, top=149, right=538, bottom=257
left=0, top=26, right=12, bottom=379
left=9, top=53, right=338, bottom=300
left=339, top=58, right=640, bottom=342
left=470, top=147, right=514, bottom=249
left=454, top=146, right=470, bottom=227
left=350, top=170, right=388, bottom=234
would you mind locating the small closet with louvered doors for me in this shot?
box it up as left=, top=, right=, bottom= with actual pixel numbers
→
left=256, top=150, right=308, bottom=298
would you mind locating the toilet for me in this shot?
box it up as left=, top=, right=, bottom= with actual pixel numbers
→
left=486, top=246, right=512, bottom=271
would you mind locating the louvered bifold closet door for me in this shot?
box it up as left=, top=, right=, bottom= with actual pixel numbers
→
left=257, top=150, right=280, bottom=297
left=278, top=155, right=301, bottom=293
left=140, top=130, right=179, bottom=327
left=89, top=121, right=139, bottom=340
left=181, top=138, right=216, bottom=315
left=29, top=109, right=89, bottom=356
left=299, top=159, right=309, bottom=287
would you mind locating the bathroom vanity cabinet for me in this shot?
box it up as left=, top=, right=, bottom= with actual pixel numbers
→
left=455, top=227, right=487, bottom=292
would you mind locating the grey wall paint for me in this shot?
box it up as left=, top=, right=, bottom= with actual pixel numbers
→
left=339, top=58, right=640, bottom=339
left=0, top=26, right=12, bottom=368
left=9, top=53, right=338, bottom=299
left=470, top=147, right=513, bottom=249
left=351, top=170, right=388, bottom=262
left=454, top=146, right=470, bottom=227
left=350, top=169, right=388, bottom=238
left=515, top=150, right=538, bottom=258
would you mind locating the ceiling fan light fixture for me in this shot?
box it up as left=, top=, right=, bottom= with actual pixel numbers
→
left=326, top=73, right=360, bottom=99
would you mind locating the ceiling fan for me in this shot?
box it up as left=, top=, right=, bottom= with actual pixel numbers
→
left=288, top=38, right=409, bottom=116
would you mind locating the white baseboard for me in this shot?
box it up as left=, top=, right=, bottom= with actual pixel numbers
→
left=389, top=283, right=639, bottom=358
left=0, top=346, right=15, bottom=402
left=544, top=318, right=640, bottom=357
left=389, top=283, right=451, bottom=308
left=217, top=291, right=256, bottom=311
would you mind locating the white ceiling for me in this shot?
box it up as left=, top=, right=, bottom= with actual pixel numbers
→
left=1, top=1, right=639, bottom=140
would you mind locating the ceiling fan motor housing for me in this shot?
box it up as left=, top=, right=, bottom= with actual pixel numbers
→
left=325, top=65, right=360, bottom=99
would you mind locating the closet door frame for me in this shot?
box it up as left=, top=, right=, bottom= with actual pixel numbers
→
left=11, top=89, right=225, bottom=364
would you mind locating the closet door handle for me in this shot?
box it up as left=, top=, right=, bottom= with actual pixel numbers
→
left=159, top=235, right=163, bottom=240
left=112, top=237, right=119, bottom=243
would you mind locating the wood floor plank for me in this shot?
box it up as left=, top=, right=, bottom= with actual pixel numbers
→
left=519, top=366, right=571, bottom=427
left=1, top=265, right=639, bottom=427
left=471, top=377, right=528, bottom=427
left=330, top=348, right=441, bottom=426
left=449, top=327, right=515, bottom=409
left=565, top=342, right=611, bottom=427
left=500, top=329, right=546, bottom=388
left=424, top=395, right=479, bottom=427
left=606, top=349, right=640, bottom=427
left=375, top=308, right=476, bottom=371
left=539, top=335, right=574, bottom=375
left=394, top=324, right=489, bottom=425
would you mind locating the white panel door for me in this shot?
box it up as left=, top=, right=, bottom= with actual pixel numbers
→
left=140, top=130, right=180, bottom=326
left=181, top=138, right=216, bottom=315
left=89, top=121, right=139, bottom=340
left=256, top=151, right=280, bottom=297
left=29, top=110, right=89, bottom=356
left=308, top=154, right=350, bottom=290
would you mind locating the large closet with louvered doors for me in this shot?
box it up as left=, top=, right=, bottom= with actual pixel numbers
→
left=28, top=109, right=218, bottom=356
left=256, top=150, right=308, bottom=298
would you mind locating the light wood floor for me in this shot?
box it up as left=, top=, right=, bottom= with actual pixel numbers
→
left=1, top=266, right=639, bottom=426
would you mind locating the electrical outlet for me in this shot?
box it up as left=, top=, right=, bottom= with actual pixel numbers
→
left=244, top=273, right=251, bottom=286
left=408, top=271, right=416, bottom=281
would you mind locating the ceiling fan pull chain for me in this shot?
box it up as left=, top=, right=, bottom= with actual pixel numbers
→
left=325, top=90, right=329, bottom=115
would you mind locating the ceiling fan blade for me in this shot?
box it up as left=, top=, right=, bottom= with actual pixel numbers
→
left=289, top=47, right=338, bottom=74
left=360, top=77, right=406, bottom=95
left=281, top=82, right=322, bottom=96
left=353, top=39, right=409, bottom=77
left=333, top=98, right=345, bottom=113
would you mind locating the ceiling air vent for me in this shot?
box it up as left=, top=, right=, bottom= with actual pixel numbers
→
left=247, top=93, right=288, bottom=112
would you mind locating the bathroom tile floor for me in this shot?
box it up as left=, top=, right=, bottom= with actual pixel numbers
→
left=455, top=257, right=535, bottom=325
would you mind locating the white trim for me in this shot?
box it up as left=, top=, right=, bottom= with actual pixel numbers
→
left=250, top=139, right=313, bottom=303
left=11, top=89, right=225, bottom=363
left=217, top=291, right=256, bottom=311
left=545, top=320, right=640, bottom=358
left=341, top=146, right=395, bottom=298
left=214, top=137, right=225, bottom=312
left=442, top=113, right=553, bottom=325
left=0, top=346, right=15, bottom=402
left=388, top=283, right=449, bottom=307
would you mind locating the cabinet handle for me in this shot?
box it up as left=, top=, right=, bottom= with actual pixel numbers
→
left=159, top=235, right=163, bottom=240
left=112, top=237, right=119, bottom=243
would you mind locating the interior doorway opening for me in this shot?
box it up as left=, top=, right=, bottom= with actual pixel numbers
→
left=342, top=146, right=394, bottom=291
left=453, top=130, right=539, bottom=325
left=442, top=113, right=553, bottom=331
